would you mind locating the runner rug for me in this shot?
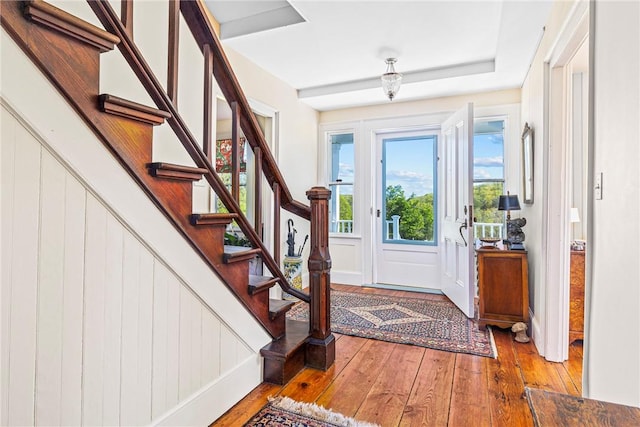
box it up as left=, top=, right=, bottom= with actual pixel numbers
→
left=287, top=289, right=496, bottom=358
left=244, top=396, right=380, bottom=427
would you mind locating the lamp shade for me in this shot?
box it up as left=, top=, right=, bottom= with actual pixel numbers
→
left=498, top=194, right=521, bottom=211
left=570, top=208, right=580, bottom=223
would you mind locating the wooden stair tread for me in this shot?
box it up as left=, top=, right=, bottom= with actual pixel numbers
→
left=190, top=213, right=237, bottom=226
left=248, top=275, right=279, bottom=295
left=23, top=0, right=120, bottom=52
left=260, top=318, right=309, bottom=360
left=223, top=245, right=261, bottom=263
left=99, top=94, right=170, bottom=125
left=148, top=162, right=208, bottom=181
left=269, top=299, right=295, bottom=320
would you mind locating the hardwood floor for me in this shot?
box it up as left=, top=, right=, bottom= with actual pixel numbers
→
left=212, top=285, right=583, bottom=426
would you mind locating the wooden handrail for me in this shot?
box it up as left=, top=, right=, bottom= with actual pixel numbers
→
left=89, top=0, right=310, bottom=303
left=179, top=0, right=311, bottom=221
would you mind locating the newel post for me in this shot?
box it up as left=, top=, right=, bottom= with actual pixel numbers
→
left=305, top=186, right=335, bottom=370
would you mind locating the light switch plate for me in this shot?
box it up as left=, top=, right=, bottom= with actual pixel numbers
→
left=595, top=172, right=603, bottom=200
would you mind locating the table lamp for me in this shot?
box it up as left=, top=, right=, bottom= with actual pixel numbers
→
left=498, top=192, right=526, bottom=247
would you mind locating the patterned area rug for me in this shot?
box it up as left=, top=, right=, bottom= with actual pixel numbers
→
left=287, top=289, right=496, bottom=358
left=244, top=396, right=380, bottom=426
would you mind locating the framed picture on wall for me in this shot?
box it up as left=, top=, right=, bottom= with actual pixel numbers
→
left=522, top=122, right=534, bottom=204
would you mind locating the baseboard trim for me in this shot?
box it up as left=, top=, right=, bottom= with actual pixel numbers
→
left=331, top=271, right=363, bottom=285
left=530, top=308, right=545, bottom=356
left=368, top=283, right=443, bottom=295
left=152, top=354, right=262, bottom=426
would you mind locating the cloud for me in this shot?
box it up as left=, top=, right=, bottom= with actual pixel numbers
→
left=486, top=134, right=503, bottom=144
left=474, top=156, right=503, bottom=167
left=474, top=169, right=493, bottom=179
left=338, top=162, right=354, bottom=178
left=386, top=170, right=434, bottom=195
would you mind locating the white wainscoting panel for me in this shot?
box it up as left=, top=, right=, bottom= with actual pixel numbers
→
left=0, top=105, right=257, bottom=426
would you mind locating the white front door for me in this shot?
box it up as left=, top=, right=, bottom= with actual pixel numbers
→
left=440, top=103, right=475, bottom=317
left=374, top=129, right=439, bottom=289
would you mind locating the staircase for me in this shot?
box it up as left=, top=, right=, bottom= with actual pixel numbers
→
left=1, top=0, right=334, bottom=385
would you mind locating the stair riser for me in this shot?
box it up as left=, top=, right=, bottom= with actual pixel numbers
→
left=263, top=349, right=304, bottom=385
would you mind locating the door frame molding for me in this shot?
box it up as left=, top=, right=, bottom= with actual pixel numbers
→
left=362, top=114, right=450, bottom=286
left=373, top=127, right=440, bottom=289
left=541, top=0, right=589, bottom=362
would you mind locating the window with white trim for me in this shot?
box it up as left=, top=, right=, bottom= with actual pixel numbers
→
left=473, top=119, right=506, bottom=239
left=328, top=132, right=355, bottom=234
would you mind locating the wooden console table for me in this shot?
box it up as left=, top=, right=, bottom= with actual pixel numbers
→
left=476, top=247, right=529, bottom=330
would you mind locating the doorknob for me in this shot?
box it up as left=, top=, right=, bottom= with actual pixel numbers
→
left=459, top=219, right=468, bottom=247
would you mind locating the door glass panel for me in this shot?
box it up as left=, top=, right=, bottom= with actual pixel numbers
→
left=382, top=135, right=437, bottom=245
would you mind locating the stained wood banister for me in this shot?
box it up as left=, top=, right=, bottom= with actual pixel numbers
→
left=167, top=0, right=179, bottom=103
left=305, top=187, right=335, bottom=369
left=273, top=182, right=281, bottom=264
left=4, top=0, right=335, bottom=374
left=120, top=0, right=133, bottom=38
left=203, top=42, right=214, bottom=160
left=179, top=0, right=311, bottom=221
left=89, top=0, right=310, bottom=303
left=231, top=101, right=240, bottom=202
left=254, top=146, right=263, bottom=234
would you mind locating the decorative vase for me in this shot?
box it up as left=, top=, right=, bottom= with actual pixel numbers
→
left=282, top=256, right=303, bottom=300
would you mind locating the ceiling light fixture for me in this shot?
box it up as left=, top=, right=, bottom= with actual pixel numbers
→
left=381, top=58, right=402, bottom=101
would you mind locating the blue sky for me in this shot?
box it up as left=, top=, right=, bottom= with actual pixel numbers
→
left=473, top=133, right=504, bottom=180
left=384, top=136, right=435, bottom=197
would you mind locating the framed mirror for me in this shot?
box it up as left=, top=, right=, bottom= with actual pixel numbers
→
left=522, top=122, right=534, bottom=204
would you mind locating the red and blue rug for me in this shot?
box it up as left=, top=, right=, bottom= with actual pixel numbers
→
left=244, top=396, right=379, bottom=427
left=287, top=289, right=496, bottom=358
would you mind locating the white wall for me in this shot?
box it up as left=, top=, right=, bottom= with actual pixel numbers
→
left=586, top=0, right=640, bottom=407
left=1, top=25, right=269, bottom=425
left=318, top=90, right=521, bottom=286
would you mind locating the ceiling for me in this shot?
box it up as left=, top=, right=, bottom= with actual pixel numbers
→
left=205, top=1, right=553, bottom=112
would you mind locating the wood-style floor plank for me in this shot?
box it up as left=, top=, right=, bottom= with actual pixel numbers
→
left=315, top=339, right=396, bottom=417
left=514, top=338, right=570, bottom=394
left=448, top=354, right=492, bottom=426
left=399, top=348, right=455, bottom=426
left=486, top=330, right=534, bottom=427
left=355, top=344, right=425, bottom=426
left=211, top=382, right=281, bottom=426
left=562, top=341, right=583, bottom=396
left=279, top=334, right=366, bottom=403
left=211, top=285, right=584, bottom=426
left=555, top=361, right=580, bottom=397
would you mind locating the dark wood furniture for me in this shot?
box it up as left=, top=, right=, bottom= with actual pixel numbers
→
left=569, top=250, right=585, bottom=343
left=476, top=247, right=529, bottom=330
